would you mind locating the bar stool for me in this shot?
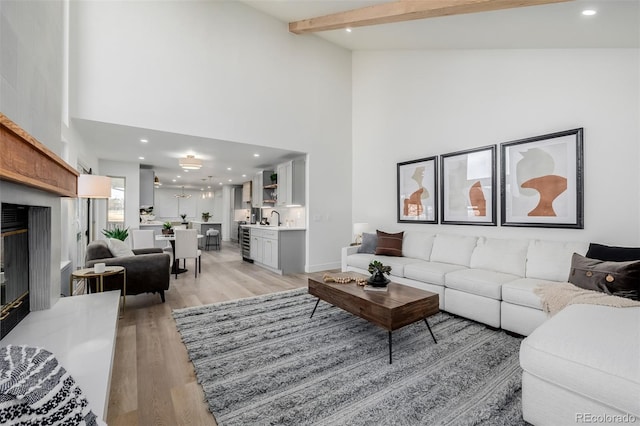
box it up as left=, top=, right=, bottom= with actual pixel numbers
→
left=205, top=228, right=220, bottom=250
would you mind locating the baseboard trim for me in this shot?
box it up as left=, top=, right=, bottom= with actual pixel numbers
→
left=306, top=261, right=341, bottom=273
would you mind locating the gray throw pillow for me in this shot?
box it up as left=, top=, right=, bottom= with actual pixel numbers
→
left=358, top=233, right=377, bottom=254
left=568, top=253, right=640, bottom=300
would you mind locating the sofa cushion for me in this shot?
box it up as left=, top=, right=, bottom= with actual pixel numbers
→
left=445, top=269, right=518, bottom=300
left=107, top=238, right=135, bottom=257
left=526, top=240, right=589, bottom=282
left=470, top=237, right=529, bottom=277
left=402, top=232, right=435, bottom=261
left=357, top=232, right=377, bottom=254
left=346, top=253, right=375, bottom=271
left=520, top=304, right=640, bottom=416
left=587, top=242, right=640, bottom=262
left=502, top=278, right=552, bottom=309
left=430, top=234, right=478, bottom=267
left=568, top=253, right=640, bottom=300
left=404, top=262, right=467, bottom=286
left=372, top=255, right=423, bottom=278
left=375, top=230, right=404, bottom=257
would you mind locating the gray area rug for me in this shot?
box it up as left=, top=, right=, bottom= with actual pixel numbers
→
left=173, top=288, right=525, bottom=425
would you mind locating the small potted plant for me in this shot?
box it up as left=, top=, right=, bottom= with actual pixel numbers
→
left=367, top=260, right=392, bottom=287
left=270, top=172, right=277, bottom=183
left=202, top=212, right=211, bottom=222
left=102, top=226, right=129, bottom=241
left=180, top=213, right=188, bottom=224
left=162, top=221, right=174, bottom=235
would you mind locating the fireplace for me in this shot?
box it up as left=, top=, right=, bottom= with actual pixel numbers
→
left=1, top=203, right=53, bottom=338
left=0, top=114, right=78, bottom=339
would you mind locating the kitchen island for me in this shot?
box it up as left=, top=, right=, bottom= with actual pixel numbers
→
left=241, top=225, right=305, bottom=275
left=189, top=221, right=223, bottom=249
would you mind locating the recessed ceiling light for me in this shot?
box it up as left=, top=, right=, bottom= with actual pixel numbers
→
left=184, top=170, right=189, bottom=173
left=172, top=179, right=176, bottom=182
left=253, top=153, right=260, bottom=157
left=242, top=174, right=246, bottom=178
left=582, top=9, right=596, bottom=16
left=138, top=156, right=144, bottom=160
left=140, top=139, right=148, bottom=143
left=228, top=179, right=232, bottom=182
left=227, top=167, right=232, bottom=171
left=219, top=182, right=223, bottom=185
left=346, top=28, right=352, bottom=33
left=177, top=175, right=181, bottom=178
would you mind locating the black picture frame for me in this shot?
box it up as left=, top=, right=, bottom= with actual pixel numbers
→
left=500, top=128, right=584, bottom=229
left=440, top=145, right=497, bottom=226
left=397, top=156, right=438, bottom=224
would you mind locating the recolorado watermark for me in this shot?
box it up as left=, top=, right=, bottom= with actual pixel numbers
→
left=576, top=413, right=637, bottom=423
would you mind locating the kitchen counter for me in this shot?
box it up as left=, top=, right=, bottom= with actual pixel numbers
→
left=241, top=224, right=306, bottom=231
left=140, top=221, right=165, bottom=226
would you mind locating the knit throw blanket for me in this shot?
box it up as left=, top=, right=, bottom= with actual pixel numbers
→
left=534, top=282, right=640, bottom=316
left=0, top=345, right=105, bottom=426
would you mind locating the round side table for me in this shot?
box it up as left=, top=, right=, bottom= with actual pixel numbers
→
left=69, top=266, right=126, bottom=314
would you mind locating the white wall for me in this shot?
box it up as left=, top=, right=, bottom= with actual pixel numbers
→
left=153, top=187, right=217, bottom=223
left=71, top=0, right=352, bottom=271
left=353, top=49, right=640, bottom=245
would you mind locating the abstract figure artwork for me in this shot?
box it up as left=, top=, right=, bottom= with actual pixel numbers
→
left=397, top=157, right=437, bottom=223
left=501, top=128, right=584, bottom=228
left=440, top=145, right=496, bottom=226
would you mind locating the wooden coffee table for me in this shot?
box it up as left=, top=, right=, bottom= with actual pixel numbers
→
left=308, top=273, right=439, bottom=364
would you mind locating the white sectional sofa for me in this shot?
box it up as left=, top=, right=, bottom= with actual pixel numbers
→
left=341, top=231, right=589, bottom=335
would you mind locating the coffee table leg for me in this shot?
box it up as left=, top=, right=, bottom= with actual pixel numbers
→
left=310, top=298, right=320, bottom=318
left=424, top=318, right=437, bottom=344
left=388, top=331, right=393, bottom=364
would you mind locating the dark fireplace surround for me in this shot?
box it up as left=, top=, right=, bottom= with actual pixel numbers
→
left=0, top=113, right=78, bottom=338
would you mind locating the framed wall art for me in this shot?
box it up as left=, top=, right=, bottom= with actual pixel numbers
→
left=397, top=156, right=437, bottom=223
left=440, top=145, right=496, bottom=226
left=500, top=128, right=584, bottom=228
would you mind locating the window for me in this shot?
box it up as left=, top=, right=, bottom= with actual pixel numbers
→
left=107, top=177, right=125, bottom=230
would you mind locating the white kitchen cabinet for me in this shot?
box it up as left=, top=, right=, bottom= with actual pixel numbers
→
left=276, top=157, right=305, bottom=206
left=242, top=181, right=251, bottom=203
left=139, top=169, right=155, bottom=208
left=252, top=173, right=262, bottom=208
left=247, top=226, right=304, bottom=274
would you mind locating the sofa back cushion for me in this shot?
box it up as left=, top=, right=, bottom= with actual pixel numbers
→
left=470, top=237, right=529, bottom=277
left=430, top=234, right=478, bottom=267
left=402, top=232, right=435, bottom=260
left=526, top=240, right=589, bottom=282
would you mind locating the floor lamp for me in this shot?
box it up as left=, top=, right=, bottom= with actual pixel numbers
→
left=78, top=173, right=111, bottom=244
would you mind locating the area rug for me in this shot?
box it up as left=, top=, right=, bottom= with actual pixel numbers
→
left=173, top=288, right=525, bottom=426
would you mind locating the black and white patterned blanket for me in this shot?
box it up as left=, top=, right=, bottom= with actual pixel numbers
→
left=0, top=345, right=105, bottom=425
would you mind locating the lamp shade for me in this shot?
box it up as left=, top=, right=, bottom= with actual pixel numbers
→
left=78, top=174, right=111, bottom=198
left=352, top=222, right=370, bottom=243
left=179, top=155, right=202, bottom=170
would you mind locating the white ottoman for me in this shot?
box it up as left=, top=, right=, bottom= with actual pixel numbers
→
left=520, top=304, right=640, bottom=425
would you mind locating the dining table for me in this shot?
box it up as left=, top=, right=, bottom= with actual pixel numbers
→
left=155, top=233, right=204, bottom=275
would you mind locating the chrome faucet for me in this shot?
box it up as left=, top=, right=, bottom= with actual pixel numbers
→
left=270, top=210, right=281, bottom=226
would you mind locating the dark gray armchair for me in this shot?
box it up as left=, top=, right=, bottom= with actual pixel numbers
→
left=85, top=240, right=171, bottom=302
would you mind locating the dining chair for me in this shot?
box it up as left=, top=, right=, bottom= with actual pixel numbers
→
left=132, top=229, right=155, bottom=249
left=174, top=229, right=201, bottom=278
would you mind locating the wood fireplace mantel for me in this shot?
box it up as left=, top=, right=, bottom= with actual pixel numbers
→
left=0, top=113, right=78, bottom=197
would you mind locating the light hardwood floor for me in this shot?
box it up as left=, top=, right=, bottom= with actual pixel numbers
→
left=106, top=241, right=312, bottom=426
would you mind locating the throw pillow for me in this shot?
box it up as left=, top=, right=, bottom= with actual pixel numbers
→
left=568, top=253, right=640, bottom=300
left=375, top=230, right=404, bottom=257
left=586, top=243, right=640, bottom=262
left=357, top=233, right=378, bottom=254
left=107, top=238, right=134, bottom=258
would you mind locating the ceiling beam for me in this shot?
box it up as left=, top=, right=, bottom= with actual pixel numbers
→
left=289, top=0, right=573, bottom=34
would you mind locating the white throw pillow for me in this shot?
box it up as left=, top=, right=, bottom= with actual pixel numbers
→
left=470, top=237, right=529, bottom=277
left=430, top=234, right=478, bottom=267
left=526, top=240, right=589, bottom=282
left=402, top=232, right=435, bottom=260
left=107, top=238, right=134, bottom=258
